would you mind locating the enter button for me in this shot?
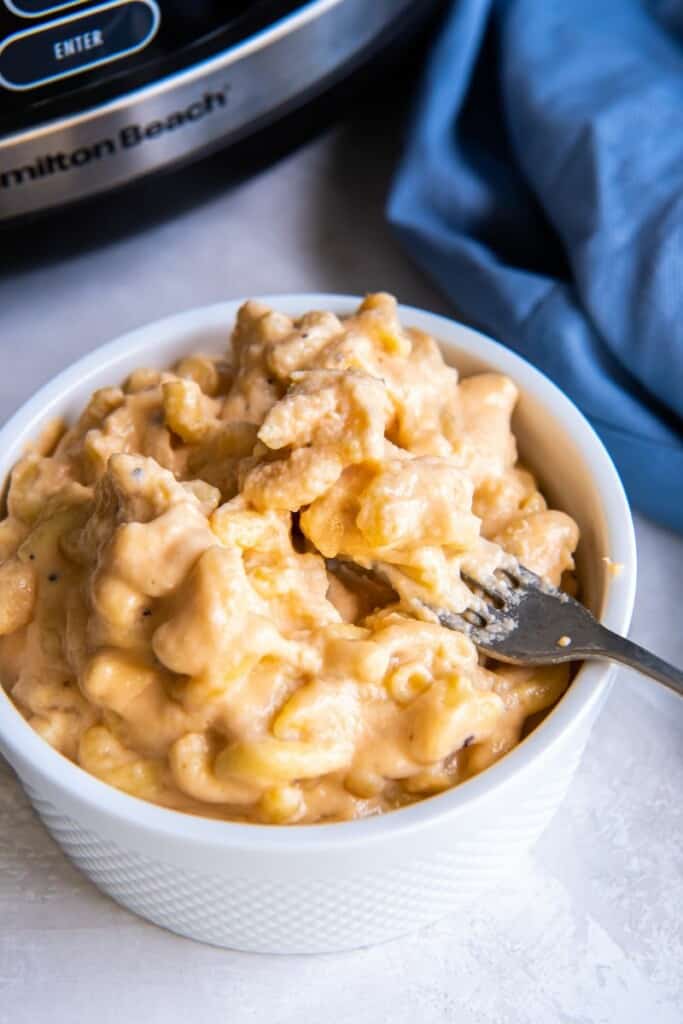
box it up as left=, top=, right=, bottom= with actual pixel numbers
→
left=54, top=28, right=104, bottom=61
left=0, top=0, right=160, bottom=91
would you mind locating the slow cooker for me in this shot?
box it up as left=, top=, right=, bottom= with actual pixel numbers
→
left=0, top=0, right=438, bottom=222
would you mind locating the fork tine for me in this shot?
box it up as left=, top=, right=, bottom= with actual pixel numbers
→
left=461, top=570, right=511, bottom=606
left=433, top=607, right=511, bottom=648
left=499, top=560, right=547, bottom=590
left=431, top=589, right=512, bottom=639
left=433, top=607, right=473, bottom=634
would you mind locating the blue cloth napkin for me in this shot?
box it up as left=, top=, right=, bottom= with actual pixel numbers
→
left=389, top=0, right=683, bottom=532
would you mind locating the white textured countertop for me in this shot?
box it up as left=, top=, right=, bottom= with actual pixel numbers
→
left=0, top=118, right=681, bottom=1024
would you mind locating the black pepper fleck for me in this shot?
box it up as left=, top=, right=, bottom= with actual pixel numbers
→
left=28, top=553, right=35, bottom=561
left=301, top=333, right=310, bottom=339
left=47, top=572, right=59, bottom=583
left=463, top=735, right=475, bottom=748
left=142, top=608, right=152, bottom=617
left=131, top=467, right=144, bottom=480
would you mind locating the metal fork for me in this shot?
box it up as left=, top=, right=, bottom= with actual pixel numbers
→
left=328, top=557, right=683, bottom=697
left=433, top=562, right=683, bottom=698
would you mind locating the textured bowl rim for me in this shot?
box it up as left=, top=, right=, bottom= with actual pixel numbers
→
left=0, top=295, right=637, bottom=851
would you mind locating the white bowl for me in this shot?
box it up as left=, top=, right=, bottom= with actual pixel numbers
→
left=0, top=297, right=636, bottom=954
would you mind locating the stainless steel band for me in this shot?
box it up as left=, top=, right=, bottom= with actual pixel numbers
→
left=0, top=0, right=412, bottom=219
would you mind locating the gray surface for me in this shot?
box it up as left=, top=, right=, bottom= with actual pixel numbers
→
left=0, top=123, right=682, bottom=1024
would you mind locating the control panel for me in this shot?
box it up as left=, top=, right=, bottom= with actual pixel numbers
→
left=1, top=1, right=159, bottom=91
left=0, top=1, right=309, bottom=133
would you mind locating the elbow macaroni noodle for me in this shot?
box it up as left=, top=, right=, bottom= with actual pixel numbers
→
left=0, top=295, right=579, bottom=824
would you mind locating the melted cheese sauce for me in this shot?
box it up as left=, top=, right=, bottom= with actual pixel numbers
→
left=0, top=295, right=579, bottom=824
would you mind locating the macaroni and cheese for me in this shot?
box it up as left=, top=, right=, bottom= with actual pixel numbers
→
left=0, top=295, right=579, bottom=823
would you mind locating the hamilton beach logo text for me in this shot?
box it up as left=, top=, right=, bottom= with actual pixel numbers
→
left=0, top=88, right=228, bottom=190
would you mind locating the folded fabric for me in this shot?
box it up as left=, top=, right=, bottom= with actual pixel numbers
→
left=388, top=0, right=683, bottom=532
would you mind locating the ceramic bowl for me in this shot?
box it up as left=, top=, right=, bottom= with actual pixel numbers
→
left=0, top=297, right=636, bottom=953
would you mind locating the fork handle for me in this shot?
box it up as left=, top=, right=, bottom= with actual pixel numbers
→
left=590, top=628, right=683, bottom=697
